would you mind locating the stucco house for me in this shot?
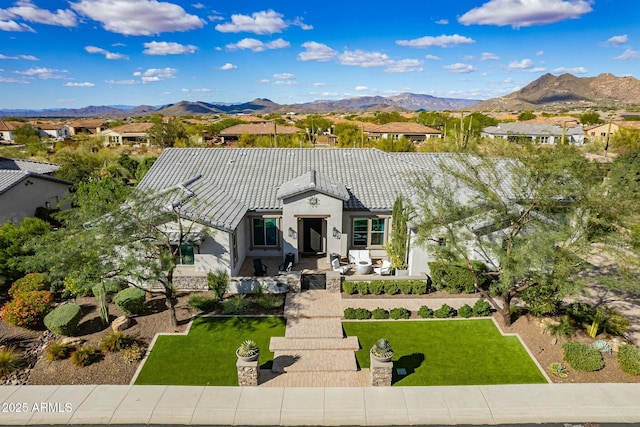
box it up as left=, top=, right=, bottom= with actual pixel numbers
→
left=99, top=123, right=154, bottom=146
left=218, top=123, right=301, bottom=144
left=0, top=157, right=71, bottom=224
left=137, top=148, right=516, bottom=282
left=482, top=123, right=585, bottom=145
left=0, top=121, right=31, bottom=142
left=367, top=122, right=442, bottom=143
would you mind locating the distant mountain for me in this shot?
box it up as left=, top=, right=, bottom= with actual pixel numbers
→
left=0, top=93, right=479, bottom=118
left=471, top=73, right=640, bottom=111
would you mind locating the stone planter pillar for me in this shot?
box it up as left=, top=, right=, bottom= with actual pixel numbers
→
left=370, top=357, right=393, bottom=387
left=236, top=359, right=259, bottom=386
left=325, top=271, right=341, bottom=293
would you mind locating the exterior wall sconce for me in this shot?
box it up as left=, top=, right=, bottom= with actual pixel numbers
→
left=308, top=196, right=319, bottom=207
left=288, top=227, right=297, bottom=239
left=332, top=227, right=341, bottom=239
left=24, top=180, right=34, bottom=186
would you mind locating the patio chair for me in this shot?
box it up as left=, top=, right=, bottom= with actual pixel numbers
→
left=278, top=253, right=295, bottom=274
left=253, top=258, right=268, bottom=276
left=331, top=258, right=350, bottom=274
left=374, top=260, right=393, bottom=275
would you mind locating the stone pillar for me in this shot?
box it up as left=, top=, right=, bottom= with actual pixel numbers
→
left=370, top=358, right=393, bottom=387
left=236, top=359, right=259, bottom=386
left=325, top=271, right=341, bottom=293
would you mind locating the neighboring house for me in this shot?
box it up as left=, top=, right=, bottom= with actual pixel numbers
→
left=481, top=123, right=585, bottom=145
left=0, top=121, right=29, bottom=142
left=367, top=122, right=442, bottom=143
left=67, top=119, right=109, bottom=136
left=137, top=148, right=515, bottom=280
left=218, top=123, right=301, bottom=144
left=99, top=123, right=154, bottom=146
left=583, top=122, right=619, bottom=143
left=0, top=157, right=71, bottom=224
left=32, top=121, right=72, bottom=140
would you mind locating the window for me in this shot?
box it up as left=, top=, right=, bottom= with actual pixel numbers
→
left=352, top=217, right=387, bottom=247
left=173, top=244, right=195, bottom=265
left=538, top=136, right=549, bottom=144
left=252, top=218, right=278, bottom=247
left=600, top=132, right=607, bottom=137
left=232, top=231, right=238, bottom=266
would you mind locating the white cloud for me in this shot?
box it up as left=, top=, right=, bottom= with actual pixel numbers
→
left=15, top=66, right=67, bottom=79
left=292, top=16, right=312, bottom=30
left=0, top=19, right=34, bottom=32
left=338, top=49, right=392, bottom=68
left=182, top=87, right=211, bottom=92
left=105, top=79, right=136, bottom=84
left=615, top=48, right=639, bottom=60
left=607, top=35, right=628, bottom=46
left=133, top=67, right=176, bottom=83
left=85, top=45, right=128, bottom=60
left=505, top=58, right=546, bottom=72
left=219, top=63, right=237, bottom=70
left=355, top=86, right=368, bottom=91
left=481, top=52, right=500, bottom=61
left=425, top=54, right=442, bottom=60
left=443, top=63, right=477, bottom=73
left=215, top=9, right=287, bottom=34
left=71, top=0, right=205, bottom=36
left=143, top=41, right=198, bottom=55
left=458, top=0, right=592, bottom=28
left=0, top=53, right=38, bottom=60
left=226, top=37, right=289, bottom=52
left=396, top=34, right=475, bottom=48
left=435, top=19, right=448, bottom=25
left=312, top=82, right=326, bottom=87
left=298, top=41, right=338, bottom=61
left=273, top=72, right=295, bottom=79
left=7, top=0, right=77, bottom=27
left=536, top=50, right=545, bottom=56
left=65, top=81, right=94, bottom=87
left=274, top=80, right=298, bottom=86
left=553, top=66, right=587, bottom=74
left=385, top=59, right=423, bottom=73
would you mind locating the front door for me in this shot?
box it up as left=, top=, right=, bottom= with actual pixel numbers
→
left=301, top=218, right=324, bottom=254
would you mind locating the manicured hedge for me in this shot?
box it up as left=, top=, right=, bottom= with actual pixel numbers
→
left=113, top=287, right=146, bottom=315
left=44, top=304, right=83, bottom=336
left=428, top=261, right=488, bottom=294
left=344, top=301, right=492, bottom=320
left=342, top=280, right=429, bottom=296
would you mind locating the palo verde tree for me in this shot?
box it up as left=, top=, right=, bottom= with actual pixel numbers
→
left=410, top=147, right=597, bottom=325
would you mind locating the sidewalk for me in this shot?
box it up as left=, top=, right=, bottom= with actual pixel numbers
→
left=1, top=383, right=639, bottom=425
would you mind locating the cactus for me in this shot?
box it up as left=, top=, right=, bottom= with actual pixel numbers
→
left=371, top=338, right=394, bottom=359
left=237, top=340, right=258, bottom=357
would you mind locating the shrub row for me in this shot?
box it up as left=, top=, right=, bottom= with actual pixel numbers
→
left=45, top=331, right=145, bottom=367
left=428, top=261, right=488, bottom=294
left=343, top=300, right=492, bottom=320
left=342, top=280, right=428, bottom=296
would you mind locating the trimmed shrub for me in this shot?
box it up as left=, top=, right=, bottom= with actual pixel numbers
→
left=434, top=303, right=457, bottom=319
left=429, top=261, right=487, bottom=294
left=389, top=307, right=410, bottom=320
left=99, top=331, right=131, bottom=352
left=368, top=281, right=384, bottom=295
left=411, top=280, right=428, bottom=295
left=113, top=287, right=146, bottom=315
left=417, top=305, right=434, bottom=318
left=355, top=308, right=372, bottom=320
left=562, top=341, right=604, bottom=372
left=398, top=281, right=413, bottom=295
left=342, top=281, right=357, bottom=295
left=0, top=347, right=23, bottom=377
left=383, top=282, right=399, bottom=295
left=44, top=304, right=82, bottom=336
left=520, top=283, right=560, bottom=316
left=472, top=299, right=492, bottom=317
left=1, top=290, right=54, bottom=328
left=70, top=345, right=100, bottom=367
left=344, top=307, right=357, bottom=319
left=45, top=342, right=74, bottom=361
left=372, top=307, right=389, bottom=319
left=122, top=343, right=146, bottom=364
left=9, top=273, right=49, bottom=297
left=222, top=294, right=249, bottom=314
left=355, top=282, right=369, bottom=295
left=457, top=304, right=474, bottom=318
left=566, top=301, right=596, bottom=325
left=188, top=294, right=218, bottom=312
left=616, top=344, right=640, bottom=376
left=256, top=294, right=284, bottom=310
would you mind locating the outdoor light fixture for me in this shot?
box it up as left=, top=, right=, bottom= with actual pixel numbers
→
left=333, top=227, right=341, bottom=239
left=308, top=196, right=319, bottom=207
left=288, top=227, right=297, bottom=238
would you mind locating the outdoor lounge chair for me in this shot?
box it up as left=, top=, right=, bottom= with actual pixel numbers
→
left=253, top=258, right=268, bottom=276
left=374, top=260, right=393, bottom=275
left=331, top=258, right=350, bottom=274
left=278, top=253, right=295, bottom=274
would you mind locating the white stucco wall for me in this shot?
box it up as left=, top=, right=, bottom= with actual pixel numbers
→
left=0, top=177, right=69, bottom=224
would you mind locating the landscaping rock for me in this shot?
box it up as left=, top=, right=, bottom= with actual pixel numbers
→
left=609, top=337, right=626, bottom=353
left=111, top=315, right=131, bottom=332
left=60, top=336, right=85, bottom=346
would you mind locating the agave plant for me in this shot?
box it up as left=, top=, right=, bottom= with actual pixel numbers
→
left=371, top=338, right=394, bottom=361
left=236, top=340, right=259, bottom=358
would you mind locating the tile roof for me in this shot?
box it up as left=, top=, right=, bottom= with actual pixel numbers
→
left=0, top=170, right=71, bottom=195
left=0, top=121, right=26, bottom=132
left=483, top=123, right=584, bottom=137
left=104, top=123, right=154, bottom=134
left=368, top=122, right=441, bottom=134
left=276, top=170, right=350, bottom=201
left=219, top=123, right=301, bottom=136
left=0, top=157, right=60, bottom=174
left=138, top=148, right=519, bottom=231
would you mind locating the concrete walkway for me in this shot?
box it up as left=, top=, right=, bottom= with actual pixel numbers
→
left=1, top=383, right=639, bottom=425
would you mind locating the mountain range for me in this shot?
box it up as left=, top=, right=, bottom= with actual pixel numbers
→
left=2, top=73, right=639, bottom=118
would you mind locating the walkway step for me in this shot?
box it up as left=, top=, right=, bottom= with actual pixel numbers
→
left=284, top=290, right=344, bottom=318
left=269, top=336, right=360, bottom=351
left=259, top=369, right=370, bottom=387
left=272, top=349, right=358, bottom=373
left=285, top=317, right=344, bottom=338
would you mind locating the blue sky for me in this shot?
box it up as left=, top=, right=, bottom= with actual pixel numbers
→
left=1, top=0, right=638, bottom=109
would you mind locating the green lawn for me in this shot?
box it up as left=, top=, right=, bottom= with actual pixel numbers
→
left=342, top=319, right=547, bottom=386
left=134, top=317, right=286, bottom=386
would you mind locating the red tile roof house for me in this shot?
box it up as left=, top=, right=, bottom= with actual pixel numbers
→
left=137, top=148, right=518, bottom=291
left=0, top=121, right=32, bottom=142
left=366, top=122, right=442, bottom=143
left=0, top=157, right=71, bottom=224
left=99, top=123, right=154, bottom=146
left=67, top=119, right=109, bottom=136
left=218, top=123, right=302, bottom=145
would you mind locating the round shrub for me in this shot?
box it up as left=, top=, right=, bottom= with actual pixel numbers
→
left=344, top=307, right=357, bottom=319
left=397, top=281, right=413, bottom=295
left=417, top=305, right=434, bottom=318
left=122, top=343, right=145, bottom=364
left=368, top=281, right=384, bottom=295
left=457, top=304, right=474, bottom=318
left=562, top=341, right=604, bottom=372
left=9, top=273, right=49, bottom=297
left=342, top=282, right=357, bottom=295
left=383, top=282, right=399, bottom=295
left=616, top=344, right=640, bottom=376
left=355, top=308, right=372, bottom=320
left=70, top=345, right=100, bottom=367
left=389, top=307, right=410, bottom=320
left=411, top=281, right=428, bottom=295
left=113, top=287, right=146, bottom=315
left=355, top=282, right=369, bottom=295
left=45, top=342, right=75, bottom=361
left=434, top=303, right=457, bottom=318
left=1, top=290, right=54, bottom=328
left=372, top=307, right=389, bottom=319
left=472, top=299, right=492, bottom=317
left=44, top=304, right=83, bottom=336
left=428, top=261, right=486, bottom=294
